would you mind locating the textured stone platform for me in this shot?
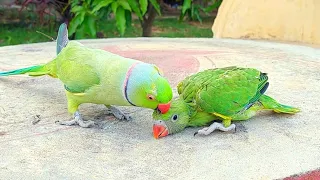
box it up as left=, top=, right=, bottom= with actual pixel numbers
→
left=0, top=38, right=319, bottom=179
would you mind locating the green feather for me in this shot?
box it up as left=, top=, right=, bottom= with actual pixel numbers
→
left=259, top=95, right=300, bottom=113
left=0, top=65, right=47, bottom=76
left=56, top=23, right=69, bottom=55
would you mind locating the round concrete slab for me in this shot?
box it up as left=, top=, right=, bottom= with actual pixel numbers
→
left=0, top=38, right=319, bottom=179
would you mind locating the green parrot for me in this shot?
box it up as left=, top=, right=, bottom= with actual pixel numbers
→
left=0, top=23, right=173, bottom=127
left=152, top=66, right=300, bottom=139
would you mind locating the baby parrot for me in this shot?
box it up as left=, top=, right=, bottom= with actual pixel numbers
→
left=152, top=66, right=300, bottom=139
left=0, top=23, right=172, bottom=127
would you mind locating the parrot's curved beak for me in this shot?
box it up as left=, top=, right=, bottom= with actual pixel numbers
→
left=153, top=120, right=169, bottom=139
left=157, top=102, right=171, bottom=114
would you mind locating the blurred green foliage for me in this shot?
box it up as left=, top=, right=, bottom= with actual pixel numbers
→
left=0, top=0, right=221, bottom=46
left=69, top=0, right=161, bottom=38
left=0, top=17, right=213, bottom=46
left=180, top=0, right=222, bottom=23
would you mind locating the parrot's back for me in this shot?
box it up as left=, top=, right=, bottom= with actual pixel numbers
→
left=177, top=66, right=242, bottom=102
left=177, top=67, right=269, bottom=116
left=53, top=41, right=138, bottom=95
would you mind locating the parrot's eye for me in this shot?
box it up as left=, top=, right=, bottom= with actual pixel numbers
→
left=147, top=94, right=155, bottom=101
left=171, top=114, right=178, bottom=121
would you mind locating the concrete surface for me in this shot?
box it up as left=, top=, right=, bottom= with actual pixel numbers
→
left=0, top=38, right=320, bottom=180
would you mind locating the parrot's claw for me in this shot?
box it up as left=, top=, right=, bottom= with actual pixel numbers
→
left=57, top=111, right=94, bottom=128
left=194, top=122, right=236, bottom=136
left=109, top=106, right=132, bottom=121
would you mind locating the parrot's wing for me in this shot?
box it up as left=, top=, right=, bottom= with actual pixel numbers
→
left=55, top=23, right=97, bottom=94
left=60, top=62, right=100, bottom=94
left=56, top=42, right=101, bottom=94
left=195, top=67, right=269, bottom=116
left=177, top=66, right=237, bottom=103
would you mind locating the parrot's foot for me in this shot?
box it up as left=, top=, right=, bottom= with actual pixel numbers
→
left=109, top=106, right=132, bottom=121
left=57, top=111, right=95, bottom=128
left=194, top=122, right=236, bottom=136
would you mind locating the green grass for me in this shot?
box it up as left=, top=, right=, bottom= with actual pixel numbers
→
left=0, top=24, right=58, bottom=46
left=0, top=17, right=213, bottom=47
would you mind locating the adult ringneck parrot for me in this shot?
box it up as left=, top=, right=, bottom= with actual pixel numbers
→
left=0, top=23, right=172, bottom=127
left=152, top=66, right=299, bottom=139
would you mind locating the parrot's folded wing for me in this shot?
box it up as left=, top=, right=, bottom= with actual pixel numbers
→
left=177, top=66, right=237, bottom=102
left=195, top=68, right=268, bottom=116
left=247, top=72, right=269, bottom=106
left=59, top=59, right=101, bottom=93
left=54, top=23, right=100, bottom=93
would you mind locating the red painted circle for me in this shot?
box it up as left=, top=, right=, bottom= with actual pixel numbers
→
left=102, top=46, right=208, bottom=86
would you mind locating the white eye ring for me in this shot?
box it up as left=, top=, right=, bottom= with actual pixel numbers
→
left=147, top=94, right=155, bottom=100
left=171, top=114, right=178, bottom=121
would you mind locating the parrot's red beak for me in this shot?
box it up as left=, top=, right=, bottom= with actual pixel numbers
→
left=157, top=102, right=171, bottom=114
left=153, top=123, right=169, bottom=139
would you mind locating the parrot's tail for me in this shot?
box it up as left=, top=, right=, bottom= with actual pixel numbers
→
left=0, top=23, right=67, bottom=78
left=273, top=104, right=300, bottom=114
left=259, top=95, right=300, bottom=114
left=0, top=63, right=56, bottom=77
left=56, top=23, right=69, bottom=55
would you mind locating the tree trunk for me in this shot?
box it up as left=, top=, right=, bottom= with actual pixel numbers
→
left=140, top=4, right=158, bottom=37
left=142, top=22, right=153, bottom=37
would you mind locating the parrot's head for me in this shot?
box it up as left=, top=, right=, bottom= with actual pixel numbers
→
left=152, top=98, right=190, bottom=139
left=127, top=63, right=173, bottom=113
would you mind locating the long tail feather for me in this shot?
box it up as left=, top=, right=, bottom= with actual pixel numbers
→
left=273, top=104, right=300, bottom=114
left=259, top=95, right=300, bottom=114
left=56, top=23, right=69, bottom=55
left=0, top=65, right=49, bottom=77
left=0, top=23, right=68, bottom=78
